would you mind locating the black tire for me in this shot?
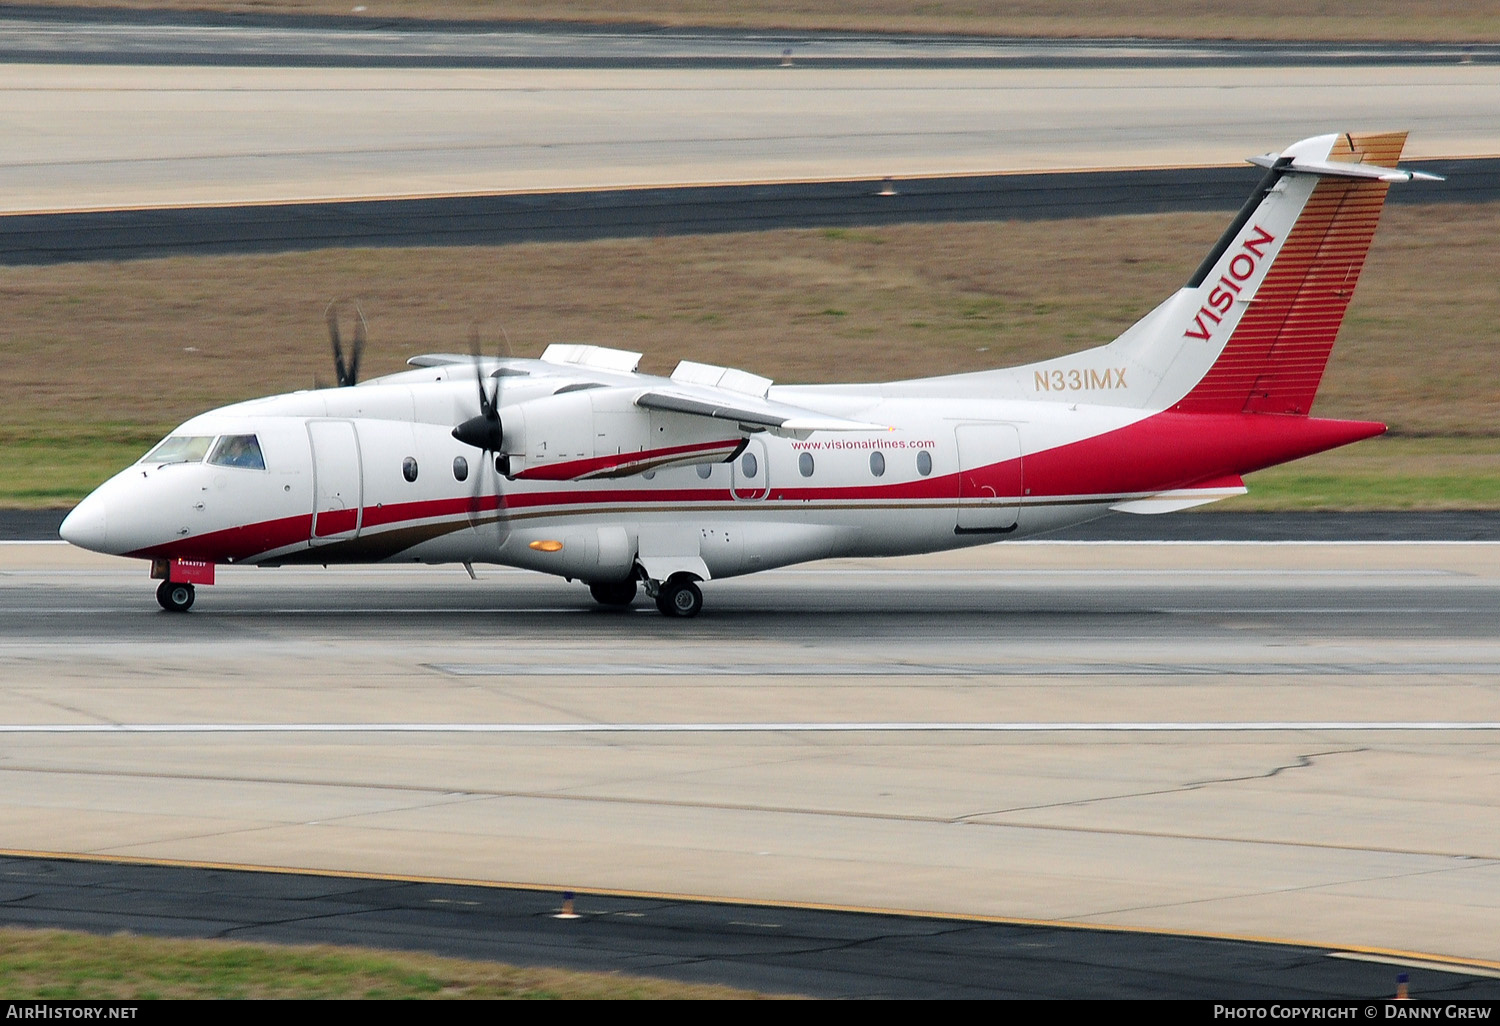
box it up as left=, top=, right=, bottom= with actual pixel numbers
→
left=655, top=577, right=702, bottom=618
left=156, top=580, right=195, bottom=613
left=589, top=579, right=638, bottom=607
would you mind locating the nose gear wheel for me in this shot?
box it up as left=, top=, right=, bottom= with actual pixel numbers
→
left=156, top=580, right=195, bottom=612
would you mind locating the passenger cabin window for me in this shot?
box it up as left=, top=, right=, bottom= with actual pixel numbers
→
left=140, top=435, right=213, bottom=466
left=696, top=464, right=713, bottom=480
left=453, top=456, right=469, bottom=482
left=799, top=452, right=814, bottom=477
left=916, top=450, right=932, bottom=476
left=403, top=457, right=419, bottom=483
left=870, top=451, right=886, bottom=477
left=208, top=434, right=266, bottom=470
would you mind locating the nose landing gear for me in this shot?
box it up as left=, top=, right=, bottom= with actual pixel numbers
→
left=156, top=580, right=195, bottom=613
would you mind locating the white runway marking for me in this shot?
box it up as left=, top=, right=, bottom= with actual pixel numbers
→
left=430, top=661, right=1500, bottom=677
left=1327, top=952, right=1500, bottom=980
left=2, top=722, right=1497, bottom=734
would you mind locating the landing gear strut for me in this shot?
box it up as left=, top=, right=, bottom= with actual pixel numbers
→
left=654, top=576, right=703, bottom=618
left=588, top=578, right=638, bottom=607
left=156, top=580, right=195, bottom=613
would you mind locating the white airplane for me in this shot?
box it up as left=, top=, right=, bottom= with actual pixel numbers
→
left=60, top=132, right=1436, bottom=616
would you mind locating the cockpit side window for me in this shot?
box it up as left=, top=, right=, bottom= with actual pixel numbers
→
left=208, top=434, right=267, bottom=470
left=139, top=435, right=213, bottom=465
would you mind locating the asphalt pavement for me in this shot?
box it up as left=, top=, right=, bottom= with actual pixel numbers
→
left=3, top=6, right=1497, bottom=69
left=5, top=158, right=1495, bottom=264
left=2, top=854, right=1494, bottom=999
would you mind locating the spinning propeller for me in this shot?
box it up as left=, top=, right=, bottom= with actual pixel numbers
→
left=324, top=300, right=367, bottom=388
left=452, top=325, right=514, bottom=480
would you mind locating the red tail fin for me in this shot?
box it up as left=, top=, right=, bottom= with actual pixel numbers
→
left=1175, top=132, right=1406, bottom=416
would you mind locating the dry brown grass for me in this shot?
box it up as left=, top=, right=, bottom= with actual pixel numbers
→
left=3, top=203, right=1496, bottom=507
left=19, top=0, right=1500, bottom=43
left=2, top=204, right=1495, bottom=436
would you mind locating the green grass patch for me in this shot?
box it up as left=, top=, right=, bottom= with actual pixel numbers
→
left=3, top=212, right=1495, bottom=512
left=1229, top=472, right=1500, bottom=511
left=1223, top=436, right=1500, bottom=512
left=13, top=432, right=1497, bottom=512
left=0, top=427, right=167, bottom=509
left=0, top=927, right=773, bottom=1000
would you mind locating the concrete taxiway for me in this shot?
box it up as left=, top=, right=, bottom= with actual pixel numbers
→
left=6, top=61, right=1500, bottom=214
left=1, top=540, right=1497, bottom=969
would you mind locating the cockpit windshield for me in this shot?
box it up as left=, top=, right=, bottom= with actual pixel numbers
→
left=139, top=435, right=213, bottom=466
left=208, top=434, right=266, bottom=470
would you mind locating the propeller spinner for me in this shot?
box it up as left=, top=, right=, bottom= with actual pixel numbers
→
left=452, top=326, right=512, bottom=477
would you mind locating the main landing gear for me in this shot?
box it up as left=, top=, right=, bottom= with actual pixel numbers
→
left=156, top=580, right=195, bottom=613
left=588, top=578, right=638, bottom=608
left=588, top=573, right=704, bottom=618
left=654, top=576, right=703, bottom=619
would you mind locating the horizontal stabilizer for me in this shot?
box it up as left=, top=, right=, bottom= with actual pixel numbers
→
left=1248, top=153, right=1443, bottom=183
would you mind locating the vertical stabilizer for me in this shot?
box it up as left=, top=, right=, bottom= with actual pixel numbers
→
left=1173, top=131, right=1409, bottom=415
left=1004, top=132, right=1438, bottom=416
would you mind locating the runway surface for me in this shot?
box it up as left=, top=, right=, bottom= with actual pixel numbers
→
left=6, top=8, right=1499, bottom=70
left=5, top=62, right=1498, bottom=214
left=2, top=540, right=1498, bottom=990
left=7, top=156, right=1495, bottom=264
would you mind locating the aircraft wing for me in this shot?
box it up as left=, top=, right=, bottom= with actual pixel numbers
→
left=635, top=387, right=889, bottom=437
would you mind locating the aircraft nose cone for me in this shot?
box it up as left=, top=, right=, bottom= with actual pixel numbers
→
left=59, top=495, right=108, bottom=552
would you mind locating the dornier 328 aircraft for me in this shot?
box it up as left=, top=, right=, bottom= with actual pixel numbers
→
left=60, top=132, right=1436, bottom=616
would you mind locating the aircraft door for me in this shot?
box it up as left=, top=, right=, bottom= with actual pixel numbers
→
left=731, top=439, right=769, bottom=501
left=308, top=420, right=363, bottom=543
left=954, top=424, right=1021, bottom=534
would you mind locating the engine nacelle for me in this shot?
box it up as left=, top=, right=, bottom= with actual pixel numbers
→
left=503, top=388, right=745, bottom=480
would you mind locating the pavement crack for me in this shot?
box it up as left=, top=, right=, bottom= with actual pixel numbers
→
left=1072, top=856, right=1498, bottom=924
left=957, top=748, right=1363, bottom=821
left=211, top=903, right=407, bottom=942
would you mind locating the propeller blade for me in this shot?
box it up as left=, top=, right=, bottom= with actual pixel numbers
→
left=325, top=302, right=349, bottom=388
left=325, top=299, right=366, bottom=387
left=455, top=325, right=503, bottom=454
left=468, top=324, right=492, bottom=418
left=348, top=304, right=366, bottom=387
